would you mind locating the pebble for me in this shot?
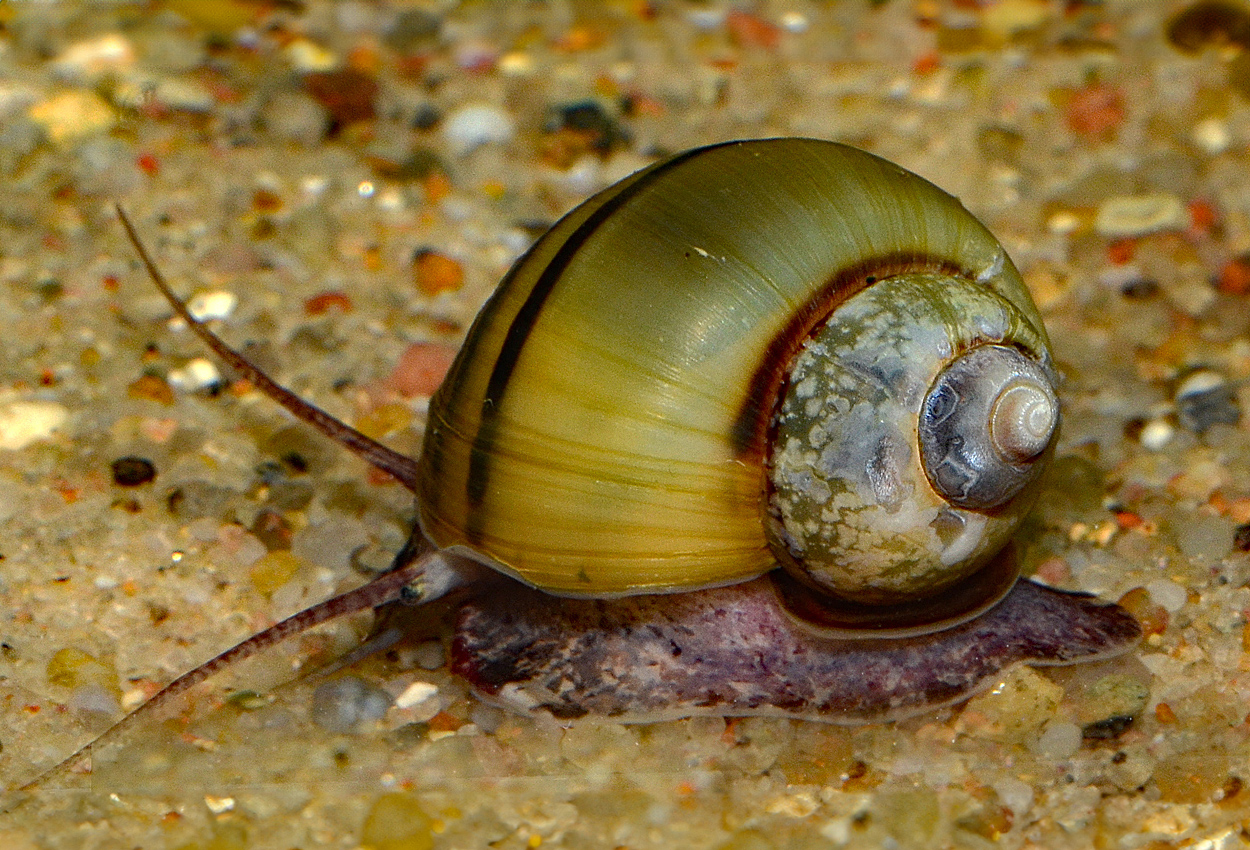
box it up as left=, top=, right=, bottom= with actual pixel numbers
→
left=168, top=357, right=224, bottom=392
left=1191, top=117, right=1231, bottom=155
left=304, top=69, right=378, bottom=127
left=395, top=681, right=439, bottom=709
left=0, top=399, right=68, bottom=450
left=1095, top=193, right=1187, bottom=238
left=1033, top=720, right=1082, bottom=760
left=1166, top=0, right=1250, bottom=52
left=387, top=342, right=457, bottom=398
left=411, top=640, right=445, bottom=671
left=442, top=103, right=515, bottom=156
left=1081, top=674, right=1150, bottom=725
left=411, top=250, right=464, bottom=296
left=311, top=676, right=393, bottom=732
left=1139, top=417, right=1175, bottom=450
left=384, top=8, right=442, bottom=52
left=1174, top=369, right=1240, bottom=432
left=262, top=91, right=330, bottom=147
left=359, top=793, right=435, bottom=850
left=51, top=34, right=136, bottom=82
left=186, top=290, right=238, bottom=322
left=284, top=38, right=340, bottom=73
left=67, top=683, right=120, bottom=717
left=1146, top=578, right=1188, bottom=612
left=111, top=456, right=157, bottom=486
left=27, top=90, right=116, bottom=146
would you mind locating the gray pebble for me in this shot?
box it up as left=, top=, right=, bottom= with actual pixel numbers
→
left=311, top=676, right=393, bottom=732
left=1175, top=370, right=1240, bottom=433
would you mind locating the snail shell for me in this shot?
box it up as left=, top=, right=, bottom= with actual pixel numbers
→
left=418, top=138, right=1058, bottom=631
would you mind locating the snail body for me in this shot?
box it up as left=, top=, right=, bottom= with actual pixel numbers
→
left=19, top=139, right=1140, bottom=793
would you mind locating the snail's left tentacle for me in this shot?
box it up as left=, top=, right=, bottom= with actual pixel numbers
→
left=114, top=204, right=423, bottom=492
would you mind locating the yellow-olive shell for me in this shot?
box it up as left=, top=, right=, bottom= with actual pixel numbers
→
left=417, top=138, right=1048, bottom=597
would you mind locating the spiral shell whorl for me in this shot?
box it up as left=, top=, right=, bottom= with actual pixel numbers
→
left=765, top=273, right=1057, bottom=607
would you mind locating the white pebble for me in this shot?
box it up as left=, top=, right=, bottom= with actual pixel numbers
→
left=442, top=103, right=515, bottom=156
left=168, top=357, right=223, bottom=392
left=52, top=34, right=136, bottom=82
left=1095, top=193, right=1186, bottom=238
left=395, top=680, right=439, bottom=709
left=1146, top=578, right=1187, bottom=612
left=1175, top=369, right=1226, bottom=400
left=1192, top=117, right=1230, bottom=155
left=0, top=399, right=69, bottom=449
left=187, top=290, right=238, bottom=321
left=780, top=11, right=809, bottom=32
left=1033, top=720, right=1082, bottom=760
left=1139, top=418, right=1174, bottom=451
left=204, top=795, right=236, bottom=814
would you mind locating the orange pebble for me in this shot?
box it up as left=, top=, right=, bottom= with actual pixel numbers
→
left=1188, top=199, right=1219, bottom=235
left=412, top=249, right=465, bottom=296
left=387, top=342, right=458, bottom=397
left=1107, top=238, right=1135, bottom=265
left=1117, top=586, right=1169, bottom=636
left=1155, top=702, right=1177, bottom=724
left=727, top=9, right=781, bottom=49
left=1066, top=83, right=1126, bottom=140
left=304, top=290, right=354, bottom=315
left=136, top=152, right=160, bottom=176
left=1218, top=255, right=1250, bottom=295
left=427, top=710, right=464, bottom=732
left=128, top=374, right=175, bottom=405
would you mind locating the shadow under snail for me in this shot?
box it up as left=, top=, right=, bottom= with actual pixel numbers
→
left=27, top=138, right=1141, bottom=789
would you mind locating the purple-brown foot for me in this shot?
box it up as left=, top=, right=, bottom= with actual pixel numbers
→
left=451, top=576, right=1141, bottom=724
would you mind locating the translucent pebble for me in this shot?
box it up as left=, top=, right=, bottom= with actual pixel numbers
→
left=68, top=683, right=120, bottom=716
left=360, top=792, right=435, bottom=850
left=411, top=640, right=445, bottom=671
left=1146, top=578, right=1188, bottom=612
left=311, top=676, right=393, bottom=732
left=1033, top=720, right=1082, bottom=760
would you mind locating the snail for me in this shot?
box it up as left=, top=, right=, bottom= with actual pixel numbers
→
left=23, top=138, right=1140, bottom=791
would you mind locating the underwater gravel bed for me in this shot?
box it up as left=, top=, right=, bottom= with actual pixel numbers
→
left=1, top=1, right=1250, bottom=847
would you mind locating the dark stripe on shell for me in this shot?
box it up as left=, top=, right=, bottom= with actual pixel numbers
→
left=729, top=253, right=970, bottom=458
left=463, top=141, right=741, bottom=543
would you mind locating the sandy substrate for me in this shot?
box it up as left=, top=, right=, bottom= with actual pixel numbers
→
left=2, top=2, right=1250, bottom=847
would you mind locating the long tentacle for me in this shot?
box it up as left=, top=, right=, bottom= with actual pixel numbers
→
left=18, top=534, right=441, bottom=794
left=114, top=204, right=423, bottom=491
